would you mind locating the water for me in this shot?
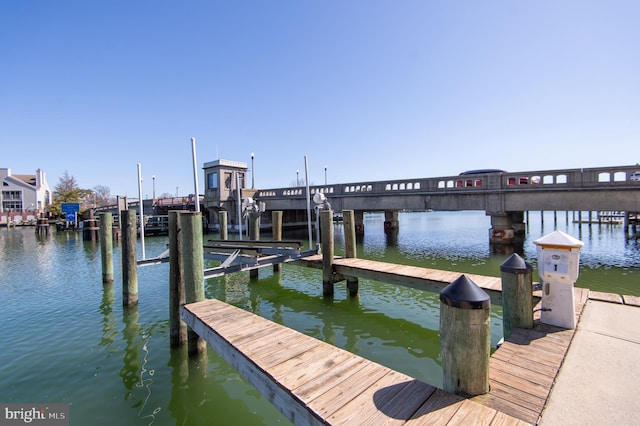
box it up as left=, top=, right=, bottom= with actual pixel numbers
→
left=0, top=211, right=638, bottom=425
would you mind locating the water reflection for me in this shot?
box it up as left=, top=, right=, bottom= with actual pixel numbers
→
left=121, top=306, right=142, bottom=394
left=206, top=267, right=447, bottom=386
left=119, top=305, right=162, bottom=424
left=167, top=346, right=189, bottom=424
left=98, top=284, right=117, bottom=349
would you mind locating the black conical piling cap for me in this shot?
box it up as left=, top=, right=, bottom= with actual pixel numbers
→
left=500, top=253, right=533, bottom=274
left=440, top=275, right=490, bottom=309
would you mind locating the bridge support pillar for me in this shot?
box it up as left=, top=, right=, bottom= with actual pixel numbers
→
left=511, top=211, right=525, bottom=235
left=354, top=210, right=365, bottom=235
left=488, top=213, right=515, bottom=244
left=384, top=210, right=400, bottom=233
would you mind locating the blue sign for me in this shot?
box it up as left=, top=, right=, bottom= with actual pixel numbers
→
left=61, top=203, right=80, bottom=214
left=61, top=203, right=80, bottom=223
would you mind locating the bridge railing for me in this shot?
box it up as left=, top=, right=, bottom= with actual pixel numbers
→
left=255, top=164, right=640, bottom=201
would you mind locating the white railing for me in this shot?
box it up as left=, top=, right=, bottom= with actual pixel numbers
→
left=255, top=165, right=640, bottom=200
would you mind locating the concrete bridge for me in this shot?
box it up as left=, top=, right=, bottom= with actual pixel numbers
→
left=245, top=164, right=640, bottom=244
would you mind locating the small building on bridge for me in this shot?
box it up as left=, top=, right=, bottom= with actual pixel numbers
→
left=203, top=159, right=256, bottom=231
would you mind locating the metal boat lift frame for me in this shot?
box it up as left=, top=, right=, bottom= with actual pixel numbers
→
left=137, top=239, right=318, bottom=279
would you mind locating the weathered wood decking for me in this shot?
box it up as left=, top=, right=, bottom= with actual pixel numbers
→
left=471, top=288, right=589, bottom=424
left=183, top=256, right=636, bottom=425
left=295, top=256, right=506, bottom=305
left=183, top=298, right=529, bottom=425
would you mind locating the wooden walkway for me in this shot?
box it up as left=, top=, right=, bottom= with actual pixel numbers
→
left=470, top=287, right=589, bottom=424
left=183, top=298, right=529, bottom=425
left=296, top=256, right=506, bottom=304
left=183, top=256, right=639, bottom=425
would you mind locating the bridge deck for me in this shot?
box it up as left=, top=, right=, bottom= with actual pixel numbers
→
left=182, top=298, right=529, bottom=425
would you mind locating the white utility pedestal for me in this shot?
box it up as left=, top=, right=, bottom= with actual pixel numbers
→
left=533, top=230, right=584, bottom=329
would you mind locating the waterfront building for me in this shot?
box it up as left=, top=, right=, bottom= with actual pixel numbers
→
left=1, top=168, right=51, bottom=223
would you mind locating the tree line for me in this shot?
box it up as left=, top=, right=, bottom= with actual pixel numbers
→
left=48, top=171, right=114, bottom=216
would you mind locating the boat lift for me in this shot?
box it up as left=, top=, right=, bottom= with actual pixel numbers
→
left=137, top=239, right=318, bottom=279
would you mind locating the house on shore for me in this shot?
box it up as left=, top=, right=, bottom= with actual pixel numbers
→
left=1, top=168, right=52, bottom=224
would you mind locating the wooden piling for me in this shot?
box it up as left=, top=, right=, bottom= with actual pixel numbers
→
left=500, top=253, right=534, bottom=338
left=354, top=210, right=365, bottom=235
left=320, top=209, right=334, bottom=297
left=181, top=211, right=206, bottom=355
left=248, top=211, right=260, bottom=279
left=219, top=210, right=228, bottom=240
left=169, top=211, right=187, bottom=347
left=440, top=275, right=490, bottom=396
left=121, top=209, right=138, bottom=306
left=36, top=213, right=49, bottom=237
left=343, top=209, right=359, bottom=296
left=83, top=209, right=99, bottom=241
left=99, top=212, right=114, bottom=284
left=272, top=211, right=283, bottom=272
left=248, top=211, right=260, bottom=240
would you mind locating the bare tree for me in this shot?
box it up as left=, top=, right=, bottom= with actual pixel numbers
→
left=93, top=185, right=114, bottom=206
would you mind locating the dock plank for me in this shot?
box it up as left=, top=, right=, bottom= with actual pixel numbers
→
left=447, top=399, right=500, bottom=426
left=307, top=363, right=392, bottom=419
left=324, top=371, right=416, bottom=425
left=406, top=389, right=464, bottom=425
left=363, top=379, right=438, bottom=425
left=293, top=357, right=371, bottom=402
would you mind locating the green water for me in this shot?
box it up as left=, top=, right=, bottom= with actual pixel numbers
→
left=0, top=211, right=638, bottom=425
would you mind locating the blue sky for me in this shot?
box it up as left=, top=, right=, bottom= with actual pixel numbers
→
left=2, top=1, right=639, bottom=198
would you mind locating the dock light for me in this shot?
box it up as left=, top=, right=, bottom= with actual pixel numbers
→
left=251, top=152, right=255, bottom=188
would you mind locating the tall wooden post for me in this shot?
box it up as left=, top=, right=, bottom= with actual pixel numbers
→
left=272, top=211, right=283, bottom=272
left=500, top=253, right=534, bottom=338
left=320, top=209, right=334, bottom=297
left=354, top=210, right=365, bottom=235
left=440, top=275, right=490, bottom=396
left=248, top=210, right=260, bottom=279
left=99, top=212, right=114, bottom=284
left=169, top=211, right=187, bottom=347
left=343, top=209, right=359, bottom=296
left=36, top=213, right=49, bottom=237
left=121, top=209, right=138, bottom=306
left=181, top=212, right=206, bottom=356
left=83, top=209, right=98, bottom=241
left=248, top=211, right=260, bottom=240
left=219, top=210, right=228, bottom=240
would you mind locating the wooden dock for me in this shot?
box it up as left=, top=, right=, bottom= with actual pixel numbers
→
left=183, top=298, right=529, bottom=425
left=296, top=256, right=506, bottom=305
left=181, top=254, right=639, bottom=425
